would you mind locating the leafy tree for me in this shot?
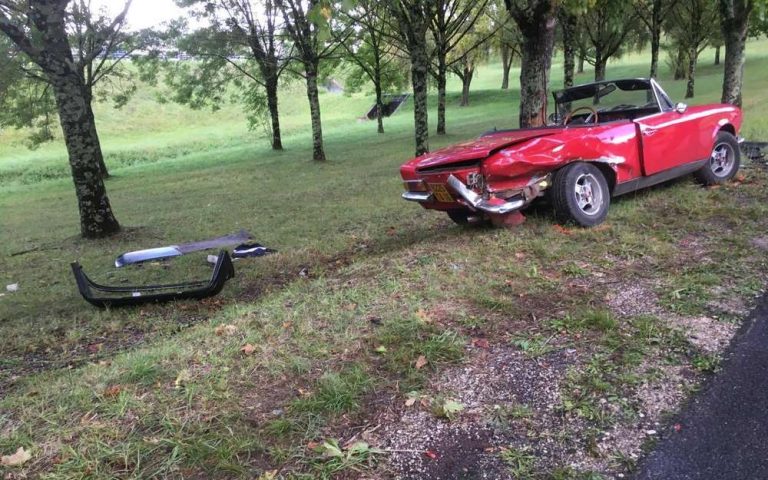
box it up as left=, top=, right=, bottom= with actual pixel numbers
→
left=0, top=0, right=122, bottom=237
left=558, top=8, right=578, bottom=88
left=387, top=0, right=435, bottom=156
left=633, top=0, right=679, bottom=78
left=495, top=14, right=522, bottom=90
left=169, top=0, right=289, bottom=150
left=335, top=0, right=407, bottom=134
left=449, top=18, right=494, bottom=106
left=504, top=0, right=557, bottom=128
left=428, top=0, right=491, bottom=135
left=277, top=0, right=342, bottom=161
left=666, top=0, right=719, bottom=98
left=576, top=0, right=638, bottom=82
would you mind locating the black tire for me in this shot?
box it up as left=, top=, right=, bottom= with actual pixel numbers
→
left=694, top=131, right=741, bottom=186
left=552, top=162, right=610, bottom=227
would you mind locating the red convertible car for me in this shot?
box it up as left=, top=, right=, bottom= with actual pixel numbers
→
left=400, top=78, right=742, bottom=227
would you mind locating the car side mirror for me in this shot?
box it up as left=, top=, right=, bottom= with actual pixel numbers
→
left=675, top=102, right=688, bottom=114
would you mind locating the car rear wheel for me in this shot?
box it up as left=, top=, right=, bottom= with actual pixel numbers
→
left=552, top=162, right=610, bottom=227
left=694, top=131, right=741, bottom=185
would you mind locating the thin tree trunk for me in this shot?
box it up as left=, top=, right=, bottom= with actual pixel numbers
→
left=411, top=42, right=430, bottom=156
left=560, top=12, right=576, bottom=88
left=649, top=25, right=661, bottom=78
left=305, top=65, right=325, bottom=161
left=460, top=66, right=474, bottom=106
left=594, top=53, right=606, bottom=82
left=501, top=43, right=511, bottom=89
left=436, top=54, right=447, bottom=135
left=674, top=45, right=686, bottom=80
left=577, top=51, right=585, bottom=73
left=265, top=73, right=283, bottom=150
left=51, top=72, right=120, bottom=237
left=714, top=45, right=721, bottom=65
left=518, top=14, right=556, bottom=128
left=374, top=75, right=385, bottom=134
left=720, top=0, right=752, bottom=107
left=685, top=50, right=697, bottom=98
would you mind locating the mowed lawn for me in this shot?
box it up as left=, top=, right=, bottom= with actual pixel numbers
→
left=1, top=41, right=768, bottom=478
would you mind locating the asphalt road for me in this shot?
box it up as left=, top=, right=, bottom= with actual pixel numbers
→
left=634, top=293, right=768, bottom=480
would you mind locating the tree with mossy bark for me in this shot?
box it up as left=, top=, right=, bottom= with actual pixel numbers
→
left=277, top=0, right=342, bottom=162
left=719, top=0, right=758, bottom=107
left=504, top=0, right=557, bottom=128
left=0, top=0, right=122, bottom=238
left=0, top=0, right=149, bottom=179
left=171, top=0, right=289, bottom=151
left=387, top=0, right=436, bottom=156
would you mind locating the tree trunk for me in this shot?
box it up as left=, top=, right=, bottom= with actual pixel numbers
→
left=577, top=51, right=585, bottom=73
left=649, top=24, right=661, bottom=78
left=714, top=45, right=721, bottom=65
left=51, top=72, right=120, bottom=238
left=265, top=73, right=283, bottom=150
left=517, top=14, right=556, bottom=128
left=501, top=43, right=511, bottom=90
left=436, top=53, right=447, bottom=135
left=674, top=45, right=686, bottom=80
left=685, top=50, right=697, bottom=98
left=411, top=41, right=430, bottom=156
left=460, top=66, right=474, bottom=106
left=594, top=53, right=606, bottom=82
left=720, top=0, right=752, bottom=107
left=82, top=89, right=110, bottom=178
left=560, top=12, right=576, bottom=88
left=374, top=75, right=385, bottom=134
left=305, top=65, right=326, bottom=161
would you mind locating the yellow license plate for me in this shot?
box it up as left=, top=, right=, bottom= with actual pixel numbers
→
left=429, top=184, right=454, bottom=203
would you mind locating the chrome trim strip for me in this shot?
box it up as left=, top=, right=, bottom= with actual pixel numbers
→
left=447, top=175, right=524, bottom=215
left=402, top=191, right=434, bottom=202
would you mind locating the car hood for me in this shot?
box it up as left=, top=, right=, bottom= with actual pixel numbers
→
left=413, top=128, right=563, bottom=170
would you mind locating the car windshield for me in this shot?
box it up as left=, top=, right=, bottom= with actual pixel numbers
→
left=551, top=79, right=661, bottom=125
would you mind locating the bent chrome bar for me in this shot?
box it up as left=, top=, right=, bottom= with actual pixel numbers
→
left=447, top=175, right=524, bottom=215
left=402, top=191, right=434, bottom=202
left=72, top=250, right=235, bottom=308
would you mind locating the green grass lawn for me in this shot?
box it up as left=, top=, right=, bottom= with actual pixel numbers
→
left=1, top=41, right=768, bottom=479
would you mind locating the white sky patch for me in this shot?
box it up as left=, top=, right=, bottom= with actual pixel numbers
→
left=93, top=0, right=188, bottom=30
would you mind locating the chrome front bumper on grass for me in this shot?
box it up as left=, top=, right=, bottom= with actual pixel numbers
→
left=401, top=175, right=524, bottom=215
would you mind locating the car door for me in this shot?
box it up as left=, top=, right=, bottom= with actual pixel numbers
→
left=634, top=109, right=709, bottom=177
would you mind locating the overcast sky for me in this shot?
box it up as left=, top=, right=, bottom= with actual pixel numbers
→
left=95, top=0, right=187, bottom=30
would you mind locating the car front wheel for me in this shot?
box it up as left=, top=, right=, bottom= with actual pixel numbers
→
left=694, top=131, right=741, bottom=185
left=552, top=162, right=610, bottom=227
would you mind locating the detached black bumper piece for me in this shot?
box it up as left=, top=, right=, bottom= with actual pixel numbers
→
left=71, top=250, right=235, bottom=308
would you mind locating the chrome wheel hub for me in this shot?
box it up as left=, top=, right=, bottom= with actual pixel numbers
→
left=574, top=173, right=603, bottom=216
left=710, top=143, right=735, bottom=177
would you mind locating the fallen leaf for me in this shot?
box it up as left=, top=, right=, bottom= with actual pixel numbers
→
left=257, top=470, right=278, bottom=480
left=415, top=308, right=432, bottom=324
left=471, top=338, right=490, bottom=349
left=735, top=173, right=746, bottom=183
left=405, top=397, right=417, bottom=407
left=240, top=343, right=256, bottom=355
left=514, top=252, right=526, bottom=260
left=553, top=225, right=573, bottom=235
left=103, top=385, right=122, bottom=398
left=420, top=397, right=432, bottom=408
left=1, top=447, right=32, bottom=467
left=424, top=449, right=439, bottom=460
left=307, top=441, right=320, bottom=450
left=374, top=345, right=388, bottom=354
left=415, top=355, right=428, bottom=369
left=215, top=324, right=238, bottom=336
left=174, top=369, right=191, bottom=389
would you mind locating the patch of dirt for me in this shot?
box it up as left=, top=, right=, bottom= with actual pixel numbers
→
left=369, top=347, right=580, bottom=479
left=606, top=280, right=666, bottom=318
left=669, top=315, right=738, bottom=354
